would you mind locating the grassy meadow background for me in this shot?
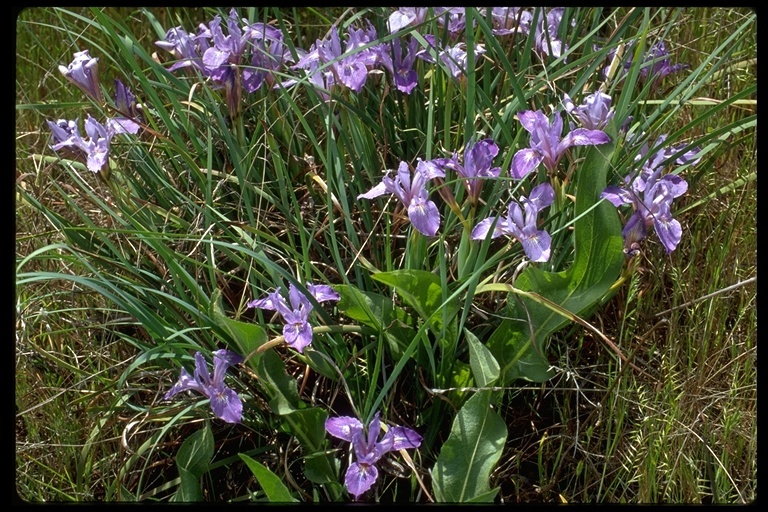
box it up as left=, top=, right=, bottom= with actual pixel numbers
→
left=15, top=7, right=755, bottom=503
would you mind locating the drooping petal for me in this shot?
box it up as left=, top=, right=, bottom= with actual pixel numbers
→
left=560, top=128, right=611, bottom=150
left=326, top=416, right=364, bottom=442
left=209, top=386, right=243, bottom=423
left=388, top=10, right=416, bottom=34
left=308, top=284, right=341, bottom=303
left=659, top=174, right=688, bottom=198
left=357, top=180, right=391, bottom=200
left=107, top=117, right=140, bottom=135
left=85, top=139, right=110, bottom=173
left=470, top=217, right=504, bottom=240
left=528, top=182, right=555, bottom=211
left=521, top=230, right=551, bottom=262
left=407, top=196, right=441, bottom=236
left=383, top=426, right=422, bottom=451
left=247, top=288, right=294, bottom=319
left=601, top=186, right=635, bottom=207
left=510, top=148, right=544, bottom=179
left=344, top=462, right=378, bottom=500
left=164, top=367, right=206, bottom=400
left=653, top=216, right=682, bottom=254
left=282, top=319, right=314, bottom=353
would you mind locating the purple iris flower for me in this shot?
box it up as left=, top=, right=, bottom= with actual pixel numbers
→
left=438, top=42, right=486, bottom=78
left=109, top=79, right=141, bottom=135
left=486, top=7, right=533, bottom=37
left=48, top=114, right=124, bottom=173
left=164, top=349, right=244, bottom=424
left=510, top=109, right=611, bottom=179
left=196, top=9, right=252, bottom=117
left=199, top=9, right=248, bottom=83
left=58, top=50, right=104, bottom=103
left=601, top=135, right=695, bottom=254
left=377, top=36, right=420, bottom=94
left=387, top=7, right=428, bottom=34
left=155, top=26, right=208, bottom=74
left=241, top=21, right=292, bottom=92
left=471, top=182, right=555, bottom=262
left=247, top=282, right=340, bottom=353
left=563, top=91, right=615, bottom=131
left=434, top=7, right=468, bottom=38
left=292, top=24, right=380, bottom=95
left=533, top=7, right=573, bottom=60
left=598, top=39, right=688, bottom=86
left=437, top=138, right=501, bottom=203
left=638, top=40, right=690, bottom=85
left=325, top=412, right=422, bottom=501
left=358, top=159, right=445, bottom=236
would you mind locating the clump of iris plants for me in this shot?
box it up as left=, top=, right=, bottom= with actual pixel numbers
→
left=36, top=6, right=715, bottom=504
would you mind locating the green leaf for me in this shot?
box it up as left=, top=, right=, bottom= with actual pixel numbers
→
left=303, top=451, right=341, bottom=484
left=257, top=350, right=301, bottom=415
left=466, top=329, right=500, bottom=388
left=372, top=269, right=459, bottom=338
left=284, top=407, right=327, bottom=452
left=171, top=423, right=214, bottom=502
left=334, top=283, right=415, bottom=359
left=211, top=289, right=268, bottom=371
left=431, top=390, right=507, bottom=502
left=238, top=453, right=298, bottom=502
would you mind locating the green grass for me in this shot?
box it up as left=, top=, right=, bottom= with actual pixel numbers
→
left=16, top=6, right=755, bottom=503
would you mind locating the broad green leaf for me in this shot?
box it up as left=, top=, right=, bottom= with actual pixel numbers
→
left=211, top=289, right=268, bottom=371
left=372, top=269, right=459, bottom=340
left=431, top=390, right=506, bottom=502
left=466, top=329, right=500, bottom=388
left=257, top=350, right=301, bottom=415
left=303, top=451, right=341, bottom=485
left=238, top=453, right=298, bottom=502
left=283, top=407, right=327, bottom=452
left=485, top=123, right=624, bottom=384
left=334, top=284, right=415, bottom=358
left=171, top=423, right=214, bottom=502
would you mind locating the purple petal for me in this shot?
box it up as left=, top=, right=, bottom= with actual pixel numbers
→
left=659, top=174, right=688, bottom=198
left=471, top=217, right=504, bottom=240
left=517, top=110, right=547, bottom=134
left=308, top=284, right=340, bottom=303
left=521, top=230, right=551, bottom=262
left=654, top=216, right=682, bottom=254
left=212, top=349, right=243, bottom=386
left=202, top=47, right=230, bottom=69
left=601, top=186, right=634, bottom=207
left=407, top=197, right=441, bottom=236
left=344, top=462, right=378, bottom=500
left=384, top=426, right=422, bottom=451
left=357, top=180, right=390, bottom=200
left=326, top=416, right=364, bottom=442
left=388, top=10, right=416, bottom=34
left=561, top=128, right=611, bottom=149
left=164, top=367, right=205, bottom=400
left=85, top=140, right=110, bottom=173
left=107, top=117, right=140, bottom=135
left=283, top=320, right=313, bottom=352
left=288, top=283, right=312, bottom=312
left=209, top=386, right=243, bottom=423
left=246, top=289, right=285, bottom=312
left=510, top=148, right=544, bottom=179
left=528, top=182, right=555, bottom=210
left=415, top=158, right=446, bottom=180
